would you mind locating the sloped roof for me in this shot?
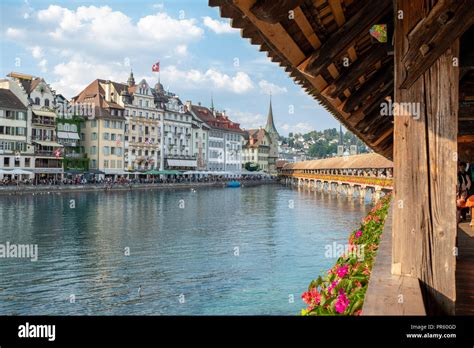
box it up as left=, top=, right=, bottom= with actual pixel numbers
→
left=72, top=79, right=125, bottom=120
left=283, top=153, right=393, bottom=170
left=244, top=128, right=270, bottom=148
left=0, top=88, right=27, bottom=110
left=191, top=104, right=244, bottom=133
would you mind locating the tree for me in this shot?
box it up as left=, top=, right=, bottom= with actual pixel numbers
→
left=244, top=162, right=260, bottom=171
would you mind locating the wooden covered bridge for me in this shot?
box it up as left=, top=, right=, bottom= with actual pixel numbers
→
left=211, top=0, right=474, bottom=314
left=282, top=153, right=393, bottom=201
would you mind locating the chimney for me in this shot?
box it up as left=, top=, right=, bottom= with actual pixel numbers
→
left=186, top=100, right=192, bottom=109
left=104, top=80, right=111, bottom=102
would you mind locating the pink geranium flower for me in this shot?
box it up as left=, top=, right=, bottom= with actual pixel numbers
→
left=327, top=280, right=339, bottom=293
left=355, top=230, right=363, bottom=238
left=335, top=292, right=350, bottom=313
left=302, top=288, right=321, bottom=305
left=336, top=264, right=349, bottom=278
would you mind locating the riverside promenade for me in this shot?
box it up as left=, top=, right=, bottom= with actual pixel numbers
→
left=0, top=179, right=276, bottom=195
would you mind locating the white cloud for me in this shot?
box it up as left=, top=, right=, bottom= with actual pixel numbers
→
left=279, top=122, right=314, bottom=134
left=38, top=59, right=48, bottom=73
left=226, top=109, right=265, bottom=130
left=174, top=45, right=188, bottom=56
left=163, top=65, right=254, bottom=94
left=50, top=56, right=129, bottom=98
left=258, top=80, right=288, bottom=95
left=202, top=16, right=236, bottom=34
left=8, top=5, right=203, bottom=61
left=5, top=28, right=25, bottom=39
left=30, top=46, right=43, bottom=59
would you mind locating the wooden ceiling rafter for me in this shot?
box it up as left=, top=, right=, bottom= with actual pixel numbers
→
left=304, top=0, right=392, bottom=78
left=211, top=0, right=399, bottom=159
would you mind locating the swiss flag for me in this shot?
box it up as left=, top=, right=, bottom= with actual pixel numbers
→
left=152, top=61, right=160, bottom=72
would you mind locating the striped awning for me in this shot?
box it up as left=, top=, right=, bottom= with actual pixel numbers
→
left=167, top=159, right=197, bottom=167
left=33, top=141, right=63, bottom=147
left=57, top=131, right=80, bottom=140
left=32, top=110, right=56, bottom=117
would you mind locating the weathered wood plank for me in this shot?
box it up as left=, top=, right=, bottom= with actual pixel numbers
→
left=328, top=44, right=388, bottom=98
left=400, top=0, right=474, bottom=89
left=234, top=0, right=307, bottom=65
left=363, top=212, right=426, bottom=315
left=249, top=0, right=305, bottom=24
left=328, top=0, right=345, bottom=26
left=304, top=0, right=391, bottom=78
left=293, top=6, right=322, bottom=49
left=343, top=63, right=393, bottom=113
left=393, top=0, right=458, bottom=315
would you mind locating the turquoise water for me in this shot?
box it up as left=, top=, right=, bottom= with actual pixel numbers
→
left=0, top=185, right=370, bottom=315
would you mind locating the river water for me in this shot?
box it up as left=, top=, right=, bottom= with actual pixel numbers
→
left=0, top=184, right=370, bottom=315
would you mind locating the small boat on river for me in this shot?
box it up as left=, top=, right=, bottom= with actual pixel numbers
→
left=227, top=181, right=241, bottom=188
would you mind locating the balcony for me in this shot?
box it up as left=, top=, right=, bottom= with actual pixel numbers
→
left=32, top=117, right=56, bottom=127
left=35, top=150, right=59, bottom=157
left=32, top=136, right=57, bottom=142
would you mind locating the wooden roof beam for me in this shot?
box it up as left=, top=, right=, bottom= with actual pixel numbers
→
left=399, top=0, right=474, bottom=89
left=304, top=0, right=392, bottom=78
left=249, top=0, right=306, bottom=24
left=327, top=44, right=388, bottom=98
left=342, top=62, right=393, bottom=113
left=459, top=102, right=474, bottom=120
left=328, top=0, right=345, bottom=27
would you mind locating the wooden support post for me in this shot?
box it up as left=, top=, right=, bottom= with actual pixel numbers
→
left=359, top=186, right=366, bottom=201
left=393, top=0, right=459, bottom=315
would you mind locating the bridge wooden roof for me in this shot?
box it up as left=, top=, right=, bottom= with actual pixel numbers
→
left=283, top=153, right=393, bottom=170
left=210, top=0, right=474, bottom=161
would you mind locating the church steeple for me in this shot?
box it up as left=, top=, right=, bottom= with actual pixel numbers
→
left=265, top=93, right=278, bottom=135
left=339, top=124, right=343, bottom=145
left=127, top=69, right=135, bottom=87
left=210, top=93, right=215, bottom=112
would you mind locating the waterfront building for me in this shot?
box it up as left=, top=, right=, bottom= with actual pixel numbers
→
left=2, top=73, right=63, bottom=180
left=117, top=72, right=161, bottom=171
left=154, top=86, right=197, bottom=171
left=55, top=94, right=88, bottom=172
left=189, top=103, right=243, bottom=175
left=185, top=100, right=210, bottom=170
left=241, top=128, right=271, bottom=172
left=264, top=97, right=280, bottom=174
left=72, top=79, right=125, bottom=176
left=0, top=87, right=34, bottom=180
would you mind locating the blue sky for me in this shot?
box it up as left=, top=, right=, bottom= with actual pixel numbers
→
left=0, top=0, right=342, bottom=135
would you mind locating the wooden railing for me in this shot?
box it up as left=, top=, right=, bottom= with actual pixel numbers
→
left=282, top=173, right=393, bottom=188
left=362, top=211, right=426, bottom=315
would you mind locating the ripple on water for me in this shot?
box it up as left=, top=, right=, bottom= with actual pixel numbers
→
left=0, top=185, right=370, bottom=315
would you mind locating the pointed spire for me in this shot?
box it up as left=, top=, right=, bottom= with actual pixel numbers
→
left=265, top=93, right=278, bottom=135
left=127, top=69, right=135, bottom=87
left=210, top=93, right=215, bottom=112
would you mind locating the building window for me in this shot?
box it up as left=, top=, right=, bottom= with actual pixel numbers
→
left=91, top=120, right=97, bottom=128
left=35, top=97, right=40, bottom=105
left=25, top=157, right=31, bottom=167
left=44, top=99, right=49, bottom=107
